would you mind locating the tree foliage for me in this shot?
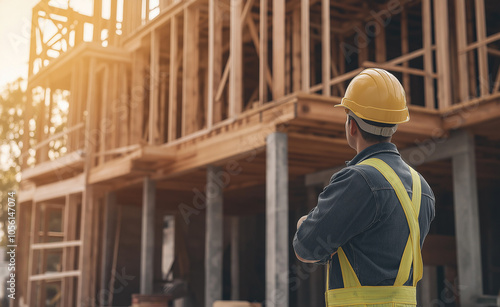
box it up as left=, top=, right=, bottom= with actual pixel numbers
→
left=0, top=78, right=28, bottom=246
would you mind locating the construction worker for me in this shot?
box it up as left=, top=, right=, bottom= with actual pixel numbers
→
left=293, top=68, right=435, bottom=306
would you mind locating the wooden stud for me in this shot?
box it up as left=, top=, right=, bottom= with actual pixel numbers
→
left=422, top=0, right=435, bottom=109
left=292, top=8, right=301, bottom=93
left=321, top=0, right=330, bottom=96
left=259, top=0, right=268, bottom=104
left=475, top=0, right=489, bottom=98
left=131, top=51, right=145, bottom=144
left=455, top=0, right=469, bottom=103
left=169, top=17, right=178, bottom=141
left=375, top=21, right=386, bottom=63
left=99, top=65, right=109, bottom=165
left=301, top=0, right=310, bottom=92
left=208, top=0, right=223, bottom=125
left=401, top=6, right=410, bottom=104
left=108, top=206, right=122, bottom=305
left=433, top=0, right=452, bottom=109
left=78, top=187, right=94, bottom=306
left=26, top=201, right=40, bottom=307
left=150, top=29, right=161, bottom=144
left=229, top=0, right=243, bottom=117
left=182, top=6, right=200, bottom=135
left=99, top=192, right=117, bottom=305
left=273, top=0, right=285, bottom=99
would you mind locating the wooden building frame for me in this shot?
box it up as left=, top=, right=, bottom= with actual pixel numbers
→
left=17, top=0, right=500, bottom=306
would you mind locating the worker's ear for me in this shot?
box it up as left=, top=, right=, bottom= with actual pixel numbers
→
left=349, top=118, right=358, bottom=137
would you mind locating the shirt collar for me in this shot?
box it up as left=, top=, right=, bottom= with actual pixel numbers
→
left=346, top=142, right=400, bottom=166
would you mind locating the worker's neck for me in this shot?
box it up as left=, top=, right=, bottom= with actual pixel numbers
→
left=355, top=139, right=381, bottom=154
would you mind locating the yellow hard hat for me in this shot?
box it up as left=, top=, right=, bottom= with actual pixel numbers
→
left=335, top=68, right=409, bottom=124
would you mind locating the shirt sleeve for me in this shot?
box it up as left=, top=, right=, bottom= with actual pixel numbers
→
left=293, top=167, right=378, bottom=263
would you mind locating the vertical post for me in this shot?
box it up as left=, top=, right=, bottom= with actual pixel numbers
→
left=131, top=51, right=145, bottom=144
left=182, top=6, right=200, bottom=136
left=321, top=0, right=330, bottom=96
left=230, top=217, right=240, bottom=300
left=301, top=0, right=310, bottom=92
left=168, top=17, right=178, bottom=142
left=273, top=0, right=285, bottom=99
left=93, top=0, right=102, bottom=42
left=208, top=0, right=222, bottom=126
left=433, top=0, right=452, bottom=109
left=150, top=29, right=160, bottom=144
left=229, top=0, right=243, bottom=117
left=452, top=131, right=483, bottom=307
left=422, top=0, right=434, bottom=109
left=455, top=0, right=469, bottom=103
left=141, top=177, right=156, bottom=294
left=266, top=132, right=288, bottom=307
left=292, top=8, right=301, bottom=93
left=401, top=6, right=410, bottom=104
left=100, top=192, right=117, bottom=304
left=99, top=65, right=110, bottom=165
left=475, top=0, right=489, bottom=98
left=259, top=0, right=268, bottom=104
left=205, top=166, right=224, bottom=307
left=375, top=23, right=386, bottom=63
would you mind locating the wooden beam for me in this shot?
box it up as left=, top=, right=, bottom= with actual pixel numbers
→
left=205, top=166, right=224, bottom=307
left=33, top=174, right=85, bottom=202
left=433, top=0, right=452, bottom=109
left=229, top=0, right=243, bottom=117
left=259, top=0, right=268, bottom=104
left=182, top=6, right=200, bottom=135
left=149, top=29, right=161, bottom=144
left=321, top=0, right=330, bottom=96
left=273, top=0, right=285, bottom=99
left=301, top=0, right=310, bottom=91
left=475, top=0, right=489, bottom=98
left=31, top=240, right=81, bottom=250
left=266, top=132, right=288, bottom=307
left=452, top=131, right=483, bottom=306
left=140, top=177, right=156, bottom=294
left=30, top=270, right=81, bottom=281
left=422, top=0, right=434, bottom=109
left=168, top=17, right=178, bottom=141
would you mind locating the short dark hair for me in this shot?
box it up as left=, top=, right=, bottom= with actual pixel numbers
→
left=348, top=116, right=394, bottom=143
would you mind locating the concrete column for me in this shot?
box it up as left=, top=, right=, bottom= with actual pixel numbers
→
left=266, top=132, right=289, bottom=307
left=452, top=131, right=483, bottom=306
left=205, top=165, right=224, bottom=307
left=141, top=177, right=156, bottom=294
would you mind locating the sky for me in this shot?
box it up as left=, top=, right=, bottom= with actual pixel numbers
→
left=0, top=0, right=40, bottom=88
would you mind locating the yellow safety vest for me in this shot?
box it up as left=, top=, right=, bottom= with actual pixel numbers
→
left=325, top=158, right=423, bottom=307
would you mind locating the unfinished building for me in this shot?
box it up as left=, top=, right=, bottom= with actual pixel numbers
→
left=16, top=0, right=500, bottom=306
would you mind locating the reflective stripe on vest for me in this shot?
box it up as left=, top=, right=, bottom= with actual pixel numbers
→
left=325, top=158, right=423, bottom=307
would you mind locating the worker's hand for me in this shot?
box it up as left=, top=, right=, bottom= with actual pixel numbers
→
left=297, top=215, right=308, bottom=229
